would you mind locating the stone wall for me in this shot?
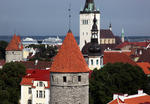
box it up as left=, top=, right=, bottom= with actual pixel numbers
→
left=6, top=51, right=23, bottom=62
left=50, top=72, right=89, bottom=104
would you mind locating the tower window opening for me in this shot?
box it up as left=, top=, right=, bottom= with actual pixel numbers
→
left=63, top=76, right=67, bottom=82
left=78, top=76, right=81, bottom=82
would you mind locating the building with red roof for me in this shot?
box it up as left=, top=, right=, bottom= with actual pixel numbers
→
left=116, top=41, right=150, bottom=50
left=108, top=90, right=150, bottom=104
left=20, top=69, right=50, bottom=104
left=103, top=51, right=137, bottom=66
left=5, top=34, right=23, bottom=62
left=50, top=30, right=90, bottom=104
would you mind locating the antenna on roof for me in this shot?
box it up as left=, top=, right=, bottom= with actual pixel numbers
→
left=68, top=1, right=72, bottom=30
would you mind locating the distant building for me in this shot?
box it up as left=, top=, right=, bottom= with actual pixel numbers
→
left=103, top=50, right=137, bottom=66
left=80, top=0, right=100, bottom=50
left=20, top=69, right=50, bottom=104
left=5, top=34, right=23, bottom=62
left=108, top=90, right=150, bottom=104
left=50, top=30, right=90, bottom=104
left=79, top=0, right=121, bottom=51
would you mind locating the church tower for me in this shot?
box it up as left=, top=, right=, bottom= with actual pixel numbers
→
left=50, top=30, right=90, bottom=104
left=79, top=0, right=100, bottom=50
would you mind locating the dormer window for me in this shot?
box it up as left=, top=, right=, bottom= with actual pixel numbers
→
left=39, top=82, right=43, bottom=87
left=63, top=76, right=67, bottom=82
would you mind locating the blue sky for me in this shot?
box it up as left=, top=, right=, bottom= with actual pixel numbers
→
left=0, top=0, right=150, bottom=36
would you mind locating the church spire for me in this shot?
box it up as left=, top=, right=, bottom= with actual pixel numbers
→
left=91, top=14, right=98, bottom=43
left=83, top=0, right=96, bottom=12
left=121, top=28, right=125, bottom=43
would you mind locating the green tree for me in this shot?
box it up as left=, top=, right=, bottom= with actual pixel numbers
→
left=0, top=41, right=8, bottom=59
left=90, top=63, right=150, bottom=104
left=0, top=62, right=26, bottom=104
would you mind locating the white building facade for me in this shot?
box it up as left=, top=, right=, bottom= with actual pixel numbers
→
left=20, top=70, right=50, bottom=104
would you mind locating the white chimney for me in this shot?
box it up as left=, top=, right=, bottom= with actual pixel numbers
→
left=35, top=60, right=38, bottom=65
left=113, top=94, right=119, bottom=100
left=138, top=89, right=143, bottom=94
left=119, top=94, right=125, bottom=102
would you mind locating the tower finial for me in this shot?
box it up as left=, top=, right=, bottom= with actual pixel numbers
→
left=109, top=22, right=112, bottom=31
left=91, top=14, right=98, bottom=43
left=68, top=2, right=71, bottom=30
left=121, top=28, right=125, bottom=43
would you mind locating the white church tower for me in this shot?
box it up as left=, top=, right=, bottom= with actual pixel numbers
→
left=79, top=0, right=100, bottom=50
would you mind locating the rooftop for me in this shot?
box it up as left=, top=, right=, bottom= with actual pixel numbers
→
left=6, top=34, right=23, bottom=51
left=50, top=30, right=90, bottom=73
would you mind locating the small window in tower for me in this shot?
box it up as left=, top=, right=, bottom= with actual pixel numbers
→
left=96, top=60, right=99, bottom=65
left=91, top=60, right=93, bottom=65
left=52, top=75, right=54, bottom=82
left=78, top=76, right=81, bottom=82
left=63, top=76, right=67, bottom=82
left=86, top=32, right=88, bottom=35
left=83, top=32, right=84, bottom=35
left=87, top=20, right=88, bottom=24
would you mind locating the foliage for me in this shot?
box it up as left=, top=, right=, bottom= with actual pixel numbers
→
left=89, top=63, right=150, bottom=104
left=27, top=44, right=58, bottom=61
left=0, top=62, right=26, bottom=104
left=0, top=41, right=8, bottom=59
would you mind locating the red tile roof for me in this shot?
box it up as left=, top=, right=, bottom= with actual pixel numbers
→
left=20, top=69, right=50, bottom=88
left=103, top=51, right=137, bottom=66
left=100, top=29, right=115, bottom=38
left=109, top=95, right=150, bottom=104
left=138, top=48, right=150, bottom=63
left=50, top=30, right=90, bottom=73
left=125, top=95, right=150, bottom=104
left=20, top=61, right=52, bottom=70
left=137, top=62, right=150, bottom=75
left=6, top=34, right=23, bottom=51
left=116, top=41, right=150, bottom=49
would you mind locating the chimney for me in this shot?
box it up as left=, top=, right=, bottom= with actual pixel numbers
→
left=138, top=89, right=143, bottom=94
left=35, top=60, right=38, bottom=65
left=113, top=94, right=119, bottom=100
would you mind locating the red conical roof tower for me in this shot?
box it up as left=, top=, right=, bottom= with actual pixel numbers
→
left=50, top=30, right=90, bottom=73
left=6, top=33, right=23, bottom=51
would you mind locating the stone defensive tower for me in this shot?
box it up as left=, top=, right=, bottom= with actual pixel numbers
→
left=79, top=0, right=100, bottom=50
left=50, top=30, right=90, bottom=104
left=5, top=34, right=23, bottom=62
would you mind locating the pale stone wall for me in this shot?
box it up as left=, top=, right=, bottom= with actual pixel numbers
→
left=32, top=81, right=50, bottom=104
left=100, top=38, right=116, bottom=44
left=50, top=73, right=89, bottom=104
left=80, top=12, right=100, bottom=50
left=21, top=85, right=32, bottom=104
left=6, top=51, right=23, bottom=62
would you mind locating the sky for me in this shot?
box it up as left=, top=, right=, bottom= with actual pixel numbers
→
left=0, top=0, right=150, bottom=36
